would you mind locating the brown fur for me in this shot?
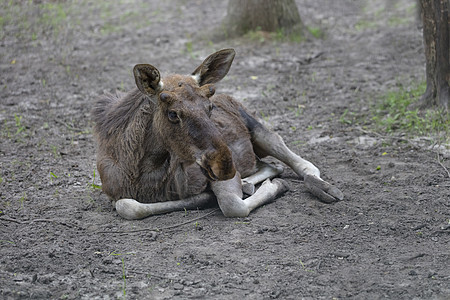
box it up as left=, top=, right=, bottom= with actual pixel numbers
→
left=92, top=50, right=257, bottom=204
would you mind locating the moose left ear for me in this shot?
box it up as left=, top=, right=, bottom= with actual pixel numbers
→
left=192, top=49, right=236, bottom=86
left=133, top=64, right=162, bottom=95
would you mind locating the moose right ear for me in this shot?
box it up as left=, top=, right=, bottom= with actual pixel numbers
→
left=133, top=64, right=162, bottom=95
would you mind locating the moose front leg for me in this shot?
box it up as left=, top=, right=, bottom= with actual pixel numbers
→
left=211, top=172, right=289, bottom=217
left=115, top=193, right=214, bottom=220
left=241, top=161, right=284, bottom=195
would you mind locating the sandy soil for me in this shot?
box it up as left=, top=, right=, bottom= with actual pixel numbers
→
left=1, top=0, right=449, bottom=299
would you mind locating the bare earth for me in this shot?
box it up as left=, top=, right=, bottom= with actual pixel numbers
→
left=1, top=0, right=449, bottom=299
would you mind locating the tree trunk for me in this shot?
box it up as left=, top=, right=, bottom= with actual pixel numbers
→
left=223, top=0, right=303, bottom=37
left=420, top=0, right=449, bottom=110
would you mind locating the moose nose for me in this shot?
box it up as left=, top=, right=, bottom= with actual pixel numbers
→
left=195, top=146, right=236, bottom=181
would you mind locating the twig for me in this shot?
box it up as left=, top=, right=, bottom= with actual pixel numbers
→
left=54, top=119, right=86, bottom=132
left=0, top=216, right=22, bottom=224
left=96, top=208, right=220, bottom=234
left=406, top=253, right=427, bottom=261
left=436, top=151, right=450, bottom=178
left=0, top=216, right=82, bottom=229
left=354, top=127, right=412, bottom=144
left=354, top=127, right=384, bottom=138
left=433, top=229, right=450, bottom=235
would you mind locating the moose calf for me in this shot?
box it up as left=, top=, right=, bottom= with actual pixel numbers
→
left=92, top=49, right=343, bottom=220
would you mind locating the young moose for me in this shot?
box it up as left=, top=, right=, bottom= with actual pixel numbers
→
left=92, top=49, right=343, bottom=220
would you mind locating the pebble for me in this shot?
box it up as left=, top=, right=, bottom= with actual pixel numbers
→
left=173, top=283, right=184, bottom=290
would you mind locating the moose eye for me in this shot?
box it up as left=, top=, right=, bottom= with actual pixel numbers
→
left=168, top=110, right=179, bottom=123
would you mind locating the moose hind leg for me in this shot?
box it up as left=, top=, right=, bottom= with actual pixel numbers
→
left=211, top=172, right=289, bottom=217
left=239, top=108, right=343, bottom=202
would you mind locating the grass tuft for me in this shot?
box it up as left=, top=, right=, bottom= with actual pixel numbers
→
left=371, top=82, right=449, bottom=139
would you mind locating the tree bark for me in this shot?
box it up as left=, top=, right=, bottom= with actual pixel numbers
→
left=420, top=0, right=449, bottom=110
left=223, top=0, right=303, bottom=37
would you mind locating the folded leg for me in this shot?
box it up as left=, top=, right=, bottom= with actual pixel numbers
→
left=212, top=172, right=289, bottom=217
left=241, top=161, right=284, bottom=195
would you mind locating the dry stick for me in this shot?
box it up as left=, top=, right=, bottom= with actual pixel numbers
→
left=96, top=208, right=220, bottom=234
left=436, top=151, right=450, bottom=178
left=0, top=216, right=22, bottom=224
left=0, top=216, right=81, bottom=229
left=54, top=119, right=86, bottom=132
left=354, top=127, right=412, bottom=143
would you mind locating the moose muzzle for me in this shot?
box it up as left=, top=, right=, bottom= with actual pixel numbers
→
left=196, top=142, right=236, bottom=181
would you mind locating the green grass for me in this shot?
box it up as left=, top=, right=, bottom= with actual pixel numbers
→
left=307, top=26, right=324, bottom=38
left=339, top=81, right=450, bottom=146
left=0, top=1, right=153, bottom=41
left=90, top=169, right=102, bottom=190
left=354, top=20, right=378, bottom=31
left=0, top=1, right=71, bottom=41
left=14, top=114, right=25, bottom=135
left=243, top=26, right=305, bottom=44
left=109, top=251, right=135, bottom=299
left=19, top=192, right=26, bottom=211
left=371, top=82, right=449, bottom=139
left=1, top=113, right=28, bottom=140
left=0, top=240, right=15, bottom=245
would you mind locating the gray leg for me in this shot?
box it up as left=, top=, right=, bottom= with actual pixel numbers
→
left=247, top=117, right=344, bottom=203
left=211, top=172, right=289, bottom=217
left=115, top=193, right=214, bottom=220
left=241, top=161, right=284, bottom=195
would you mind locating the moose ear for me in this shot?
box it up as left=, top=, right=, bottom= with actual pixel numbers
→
left=192, top=49, right=236, bottom=86
left=133, top=64, right=162, bottom=95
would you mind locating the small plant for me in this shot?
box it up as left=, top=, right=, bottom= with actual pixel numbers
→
left=354, top=20, right=377, bottom=31
left=109, top=251, right=135, bottom=299
left=234, top=221, right=250, bottom=225
left=14, top=114, right=25, bottom=135
left=185, top=41, right=193, bottom=55
left=298, top=258, right=315, bottom=273
left=260, top=111, right=270, bottom=122
left=339, top=109, right=353, bottom=125
left=0, top=240, right=15, bottom=245
left=289, top=104, right=305, bottom=117
left=90, top=169, right=102, bottom=190
left=120, top=257, right=126, bottom=298
left=19, top=192, right=26, bottom=211
left=307, top=26, right=324, bottom=38
left=51, top=145, right=60, bottom=158
left=244, top=27, right=305, bottom=44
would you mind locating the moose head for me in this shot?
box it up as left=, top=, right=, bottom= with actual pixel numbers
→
left=133, top=49, right=237, bottom=181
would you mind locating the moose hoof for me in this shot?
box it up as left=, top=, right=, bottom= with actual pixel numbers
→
left=272, top=178, right=290, bottom=194
left=304, top=175, right=344, bottom=203
left=116, top=198, right=147, bottom=220
left=242, top=181, right=255, bottom=195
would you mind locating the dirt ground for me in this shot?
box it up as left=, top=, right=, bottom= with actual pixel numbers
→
left=1, top=0, right=449, bottom=299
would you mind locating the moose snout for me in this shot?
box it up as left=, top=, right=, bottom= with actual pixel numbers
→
left=196, top=145, right=236, bottom=181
